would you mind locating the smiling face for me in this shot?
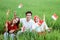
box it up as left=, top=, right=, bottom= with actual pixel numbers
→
left=12, top=18, right=19, bottom=24
left=26, top=13, right=32, bottom=21
left=34, top=16, right=40, bottom=23
left=13, top=19, right=16, bottom=24
left=25, top=11, right=32, bottom=22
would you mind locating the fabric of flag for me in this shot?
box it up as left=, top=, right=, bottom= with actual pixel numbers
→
left=52, top=13, right=58, bottom=20
left=38, top=20, right=44, bottom=25
left=18, top=3, right=23, bottom=8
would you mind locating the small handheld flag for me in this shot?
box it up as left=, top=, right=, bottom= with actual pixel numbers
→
left=52, top=13, right=58, bottom=21
left=18, top=3, right=23, bottom=8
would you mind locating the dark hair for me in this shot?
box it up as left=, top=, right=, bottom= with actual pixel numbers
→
left=25, top=11, right=32, bottom=16
left=15, top=17, right=20, bottom=28
left=11, top=17, right=20, bottom=28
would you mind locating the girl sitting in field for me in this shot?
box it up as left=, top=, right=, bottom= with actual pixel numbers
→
left=4, top=17, right=20, bottom=40
left=32, top=16, right=51, bottom=34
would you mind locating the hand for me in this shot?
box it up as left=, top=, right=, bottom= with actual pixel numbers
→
left=9, top=30, right=15, bottom=33
left=21, top=27, right=25, bottom=32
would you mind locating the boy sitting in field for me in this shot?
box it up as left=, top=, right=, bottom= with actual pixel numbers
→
left=16, top=11, right=35, bottom=40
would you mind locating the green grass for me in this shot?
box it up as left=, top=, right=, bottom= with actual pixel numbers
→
left=0, top=30, right=60, bottom=40
left=0, top=0, right=60, bottom=40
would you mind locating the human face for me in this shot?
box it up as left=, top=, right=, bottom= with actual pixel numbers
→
left=13, top=18, right=19, bottom=24
left=35, top=18, right=39, bottom=23
left=13, top=19, right=16, bottom=24
left=34, top=16, right=40, bottom=23
left=26, top=13, right=32, bottom=21
left=15, top=18, right=19, bottom=23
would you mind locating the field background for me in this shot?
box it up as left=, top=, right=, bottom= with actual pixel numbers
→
left=0, top=0, right=60, bottom=40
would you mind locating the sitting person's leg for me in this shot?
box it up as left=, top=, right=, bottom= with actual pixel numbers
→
left=4, top=32, right=8, bottom=40
left=16, top=31, right=23, bottom=40
left=41, top=21, right=49, bottom=32
left=10, top=33, right=15, bottom=40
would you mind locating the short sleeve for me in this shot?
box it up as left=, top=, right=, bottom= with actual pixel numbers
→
left=32, top=24, right=36, bottom=30
left=20, top=18, right=25, bottom=23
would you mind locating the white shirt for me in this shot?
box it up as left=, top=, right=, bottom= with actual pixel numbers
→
left=32, top=21, right=49, bottom=32
left=20, top=18, right=35, bottom=32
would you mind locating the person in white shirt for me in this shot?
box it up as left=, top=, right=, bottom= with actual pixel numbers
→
left=16, top=11, right=35, bottom=40
left=32, top=16, right=50, bottom=33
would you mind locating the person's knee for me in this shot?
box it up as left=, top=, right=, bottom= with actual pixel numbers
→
left=17, top=31, right=22, bottom=35
left=4, top=32, right=8, bottom=40
left=9, top=34, right=15, bottom=40
left=4, top=32, right=8, bottom=37
left=10, top=34, right=15, bottom=37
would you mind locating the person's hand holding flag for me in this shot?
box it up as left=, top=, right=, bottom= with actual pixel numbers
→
left=51, top=13, right=58, bottom=28
left=5, top=9, right=10, bottom=32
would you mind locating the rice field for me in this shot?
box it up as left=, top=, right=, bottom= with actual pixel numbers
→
left=0, top=0, right=60, bottom=40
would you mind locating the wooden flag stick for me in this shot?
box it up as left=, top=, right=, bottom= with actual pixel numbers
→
left=6, top=10, right=10, bottom=20
left=14, top=11, right=17, bottom=18
left=43, top=14, right=45, bottom=21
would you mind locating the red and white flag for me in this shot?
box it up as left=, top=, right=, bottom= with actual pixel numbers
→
left=52, top=13, right=58, bottom=21
left=18, top=3, right=23, bottom=8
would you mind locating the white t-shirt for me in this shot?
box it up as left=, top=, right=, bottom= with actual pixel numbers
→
left=20, top=18, right=35, bottom=32
left=32, top=21, right=49, bottom=32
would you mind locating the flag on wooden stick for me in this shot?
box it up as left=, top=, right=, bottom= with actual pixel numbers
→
left=52, top=13, right=58, bottom=21
left=18, top=3, right=23, bottom=8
